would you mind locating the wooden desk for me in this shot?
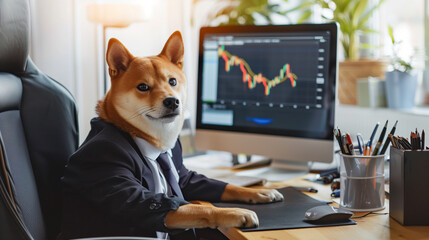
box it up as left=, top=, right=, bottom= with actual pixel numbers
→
left=219, top=174, right=429, bottom=240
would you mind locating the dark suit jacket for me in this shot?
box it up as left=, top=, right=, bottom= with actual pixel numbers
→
left=60, top=118, right=227, bottom=239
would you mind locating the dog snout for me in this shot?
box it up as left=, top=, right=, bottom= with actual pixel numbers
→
left=163, top=97, right=180, bottom=110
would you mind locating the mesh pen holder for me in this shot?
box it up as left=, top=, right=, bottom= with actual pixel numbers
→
left=339, top=153, right=385, bottom=212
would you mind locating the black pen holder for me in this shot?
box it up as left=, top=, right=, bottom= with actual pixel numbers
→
left=389, top=147, right=429, bottom=225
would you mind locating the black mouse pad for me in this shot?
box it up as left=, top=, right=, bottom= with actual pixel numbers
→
left=213, top=187, right=356, bottom=231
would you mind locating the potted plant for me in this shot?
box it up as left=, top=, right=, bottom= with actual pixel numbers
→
left=191, top=0, right=297, bottom=26
left=193, top=0, right=387, bottom=105
left=295, top=0, right=387, bottom=105
left=384, top=26, right=417, bottom=109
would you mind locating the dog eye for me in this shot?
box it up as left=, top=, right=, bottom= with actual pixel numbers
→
left=169, top=78, right=177, bottom=86
left=137, top=83, right=150, bottom=92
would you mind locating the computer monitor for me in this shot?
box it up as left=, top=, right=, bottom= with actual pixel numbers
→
left=195, top=23, right=338, bottom=170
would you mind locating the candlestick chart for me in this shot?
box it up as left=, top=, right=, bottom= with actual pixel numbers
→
left=218, top=45, right=297, bottom=96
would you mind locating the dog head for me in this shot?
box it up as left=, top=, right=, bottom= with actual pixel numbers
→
left=97, top=31, right=187, bottom=151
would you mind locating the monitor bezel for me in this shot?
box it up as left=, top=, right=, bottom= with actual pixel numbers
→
left=195, top=23, right=338, bottom=141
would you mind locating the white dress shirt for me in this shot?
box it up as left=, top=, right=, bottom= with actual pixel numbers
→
left=133, top=137, right=180, bottom=239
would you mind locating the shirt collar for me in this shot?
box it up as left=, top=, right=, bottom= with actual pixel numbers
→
left=134, top=137, right=172, bottom=160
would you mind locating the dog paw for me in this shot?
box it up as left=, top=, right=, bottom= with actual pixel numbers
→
left=213, top=208, right=259, bottom=229
left=221, top=185, right=284, bottom=204
left=245, top=188, right=284, bottom=204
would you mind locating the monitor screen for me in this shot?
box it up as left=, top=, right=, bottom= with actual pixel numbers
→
left=195, top=23, right=338, bottom=164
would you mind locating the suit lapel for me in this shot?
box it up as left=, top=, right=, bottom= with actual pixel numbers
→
left=120, top=131, right=156, bottom=191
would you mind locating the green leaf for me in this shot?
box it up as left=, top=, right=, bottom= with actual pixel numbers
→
left=357, top=0, right=386, bottom=30
left=388, top=25, right=395, bottom=44
left=297, top=10, right=313, bottom=23
left=359, top=43, right=381, bottom=49
left=360, top=28, right=378, bottom=34
left=352, top=0, right=368, bottom=26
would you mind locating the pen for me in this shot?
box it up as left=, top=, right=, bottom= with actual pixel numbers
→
left=380, top=120, right=398, bottom=154
left=372, top=120, right=388, bottom=156
left=363, top=141, right=369, bottom=155
left=368, top=122, right=380, bottom=147
left=365, top=122, right=379, bottom=155
left=356, top=133, right=364, bottom=154
left=422, top=130, right=425, bottom=150
left=293, top=186, right=318, bottom=193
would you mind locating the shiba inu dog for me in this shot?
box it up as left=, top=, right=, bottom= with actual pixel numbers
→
left=96, top=31, right=283, bottom=231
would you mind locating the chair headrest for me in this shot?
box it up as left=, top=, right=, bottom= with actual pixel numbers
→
left=0, top=0, right=30, bottom=73
left=0, top=74, right=22, bottom=112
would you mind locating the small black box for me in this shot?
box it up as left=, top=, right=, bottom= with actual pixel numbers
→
left=390, top=147, right=429, bottom=225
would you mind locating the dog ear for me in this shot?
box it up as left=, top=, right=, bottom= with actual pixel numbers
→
left=160, top=31, right=184, bottom=69
left=106, top=38, right=134, bottom=77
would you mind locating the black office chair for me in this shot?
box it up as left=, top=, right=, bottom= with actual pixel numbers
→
left=0, top=0, right=79, bottom=239
left=0, top=0, right=163, bottom=239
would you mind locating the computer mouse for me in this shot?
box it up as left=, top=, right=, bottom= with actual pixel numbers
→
left=305, top=205, right=353, bottom=223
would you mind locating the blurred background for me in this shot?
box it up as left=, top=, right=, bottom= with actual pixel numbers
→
left=28, top=0, right=428, bottom=141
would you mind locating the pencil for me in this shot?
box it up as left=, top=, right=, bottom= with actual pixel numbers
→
left=380, top=120, right=397, bottom=154
left=400, top=137, right=412, bottom=149
left=389, top=134, right=397, bottom=148
left=417, top=132, right=421, bottom=150
left=372, top=120, right=388, bottom=156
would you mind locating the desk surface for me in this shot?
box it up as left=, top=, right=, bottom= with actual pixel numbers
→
left=218, top=174, right=429, bottom=240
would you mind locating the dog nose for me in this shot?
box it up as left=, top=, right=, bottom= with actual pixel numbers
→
left=163, top=97, right=180, bottom=110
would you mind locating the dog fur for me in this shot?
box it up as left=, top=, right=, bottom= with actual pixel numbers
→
left=97, top=31, right=283, bottom=230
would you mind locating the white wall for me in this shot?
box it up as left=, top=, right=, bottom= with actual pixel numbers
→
left=29, top=0, right=98, bottom=142
left=30, top=0, right=77, bottom=95
left=336, top=105, right=429, bottom=150
left=29, top=0, right=190, bottom=143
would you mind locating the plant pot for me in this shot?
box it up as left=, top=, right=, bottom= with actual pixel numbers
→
left=385, top=71, right=418, bottom=109
left=424, top=69, right=429, bottom=104
left=357, top=77, right=386, bottom=108
left=338, top=59, right=387, bottom=105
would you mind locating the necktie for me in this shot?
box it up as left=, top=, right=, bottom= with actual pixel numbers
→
left=156, top=153, right=184, bottom=199
left=157, top=153, right=197, bottom=239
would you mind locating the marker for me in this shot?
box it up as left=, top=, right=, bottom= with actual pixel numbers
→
left=372, top=120, right=388, bottom=156
left=422, top=130, right=425, bottom=150
left=342, top=135, right=350, bottom=155
left=380, top=120, right=398, bottom=154
left=293, top=186, right=318, bottom=193
left=346, top=133, right=354, bottom=155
